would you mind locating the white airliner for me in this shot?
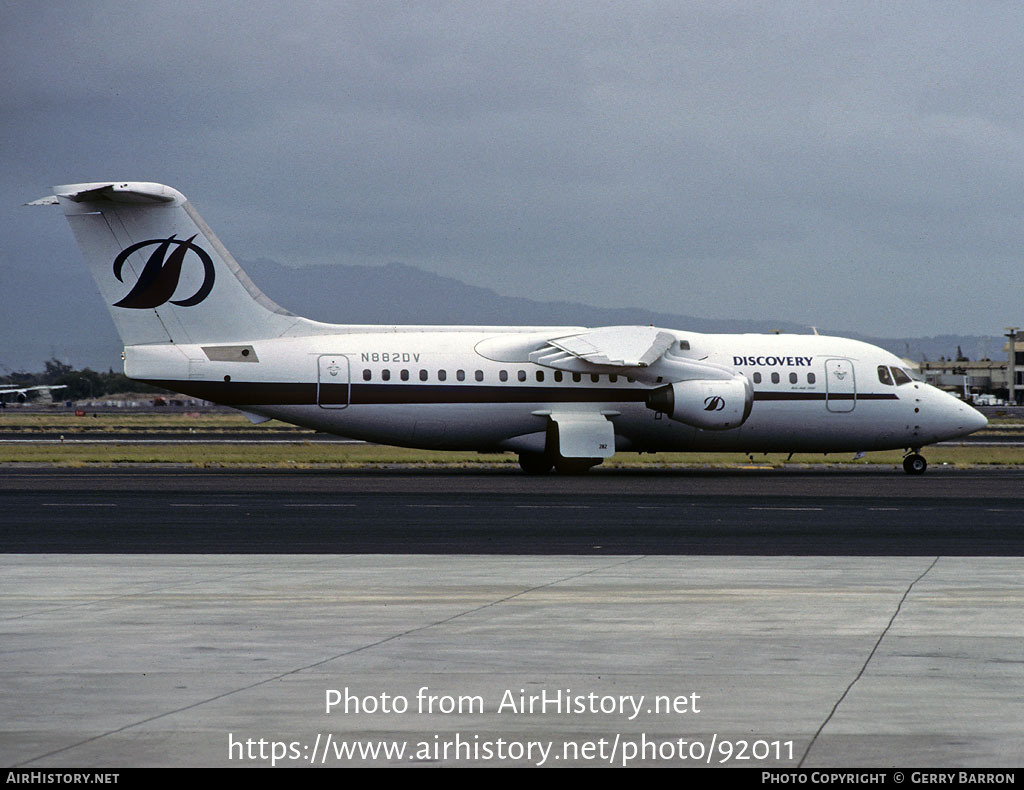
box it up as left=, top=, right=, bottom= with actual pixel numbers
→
left=33, top=181, right=986, bottom=474
left=0, top=384, right=67, bottom=403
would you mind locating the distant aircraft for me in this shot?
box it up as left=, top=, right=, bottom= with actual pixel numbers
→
left=33, top=181, right=986, bottom=473
left=0, top=384, right=67, bottom=404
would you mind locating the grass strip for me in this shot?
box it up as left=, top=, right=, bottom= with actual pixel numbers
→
left=2, top=443, right=1021, bottom=468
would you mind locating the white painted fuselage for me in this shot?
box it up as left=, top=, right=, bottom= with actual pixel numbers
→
left=125, top=329, right=985, bottom=455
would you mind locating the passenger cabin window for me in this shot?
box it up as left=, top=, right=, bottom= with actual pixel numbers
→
left=382, top=369, right=391, bottom=382
left=456, top=370, right=465, bottom=381
left=572, top=373, right=582, bottom=383
left=499, top=370, right=508, bottom=382
left=877, top=365, right=894, bottom=386
left=591, top=374, right=600, bottom=383
left=807, top=372, right=815, bottom=384
left=891, top=367, right=912, bottom=386
left=362, top=369, right=371, bottom=381
left=517, top=370, right=527, bottom=382
left=438, top=369, right=447, bottom=382
left=609, top=374, right=618, bottom=383
left=753, top=372, right=762, bottom=384
left=536, top=371, right=544, bottom=382
left=400, top=369, right=409, bottom=381
left=789, top=372, right=797, bottom=384
left=475, top=370, right=483, bottom=382
left=419, top=369, right=428, bottom=382
left=554, top=371, right=563, bottom=382
left=771, top=372, right=780, bottom=384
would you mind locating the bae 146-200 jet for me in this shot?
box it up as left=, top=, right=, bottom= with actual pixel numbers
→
left=31, top=181, right=986, bottom=474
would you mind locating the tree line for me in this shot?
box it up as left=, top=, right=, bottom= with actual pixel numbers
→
left=1, top=359, right=165, bottom=400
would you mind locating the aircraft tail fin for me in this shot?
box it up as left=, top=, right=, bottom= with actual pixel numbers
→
left=39, top=182, right=300, bottom=347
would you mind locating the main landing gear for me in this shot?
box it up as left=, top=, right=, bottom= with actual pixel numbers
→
left=902, top=450, right=928, bottom=475
left=518, top=452, right=602, bottom=475
left=518, top=452, right=554, bottom=475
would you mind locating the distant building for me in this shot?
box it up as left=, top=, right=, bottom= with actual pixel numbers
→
left=917, top=329, right=1023, bottom=404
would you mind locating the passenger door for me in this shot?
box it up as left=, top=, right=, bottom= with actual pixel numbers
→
left=317, top=354, right=350, bottom=409
left=825, top=358, right=856, bottom=413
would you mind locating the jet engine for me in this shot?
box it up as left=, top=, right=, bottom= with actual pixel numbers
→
left=646, top=376, right=753, bottom=430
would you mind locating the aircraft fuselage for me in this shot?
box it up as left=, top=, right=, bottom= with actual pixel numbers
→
left=125, top=329, right=984, bottom=455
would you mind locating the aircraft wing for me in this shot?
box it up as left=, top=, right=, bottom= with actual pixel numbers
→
left=528, top=326, right=677, bottom=370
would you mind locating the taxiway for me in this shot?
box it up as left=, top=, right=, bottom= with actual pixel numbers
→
left=2, top=468, right=1021, bottom=768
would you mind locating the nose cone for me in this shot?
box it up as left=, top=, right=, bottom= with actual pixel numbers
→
left=964, top=403, right=988, bottom=434
left=933, top=389, right=987, bottom=439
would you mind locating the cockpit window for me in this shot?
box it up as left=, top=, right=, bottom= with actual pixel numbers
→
left=877, top=365, right=894, bottom=386
left=891, top=367, right=912, bottom=386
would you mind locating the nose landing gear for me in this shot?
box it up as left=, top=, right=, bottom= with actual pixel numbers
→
left=902, top=451, right=927, bottom=475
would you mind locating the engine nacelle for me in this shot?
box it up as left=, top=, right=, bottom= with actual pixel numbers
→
left=646, top=376, right=753, bottom=430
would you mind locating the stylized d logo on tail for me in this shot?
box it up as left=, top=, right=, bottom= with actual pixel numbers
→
left=112, top=235, right=215, bottom=308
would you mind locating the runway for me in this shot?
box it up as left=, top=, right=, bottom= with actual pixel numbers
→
left=3, top=467, right=1024, bottom=554
left=3, top=468, right=1022, bottom=768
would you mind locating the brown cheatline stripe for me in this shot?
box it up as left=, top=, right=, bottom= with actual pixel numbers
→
left=141, top=379, right=898, bottom=408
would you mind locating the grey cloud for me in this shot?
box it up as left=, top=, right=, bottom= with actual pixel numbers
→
left=3, top=0, right=1024, bottom=371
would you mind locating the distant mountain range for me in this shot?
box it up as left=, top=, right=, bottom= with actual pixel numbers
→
left=1, top=256, right=1005, bottom=373
left=241, top=258, right=1005, bottom=363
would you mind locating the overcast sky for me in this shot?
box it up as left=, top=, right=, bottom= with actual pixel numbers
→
left=3, top=1, right=1023, bottom=369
